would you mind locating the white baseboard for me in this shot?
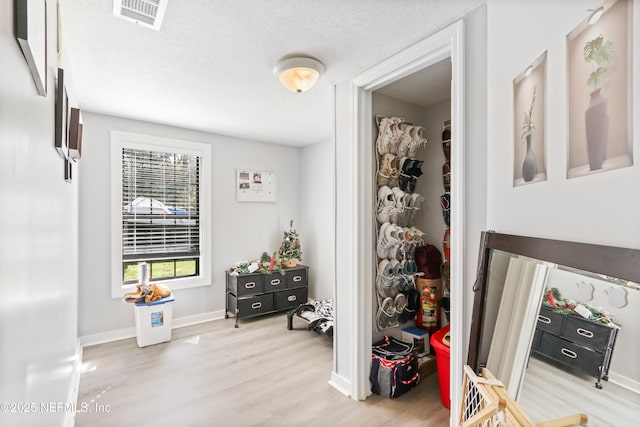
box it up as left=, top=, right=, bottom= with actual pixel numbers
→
left=608, top=370, right=640, bottom=394
left=173, top=310, right=225, bottom=328
left=328, top=371, right=352, bottom=398
left=63, top=340, right=83, bottom=427
left=80, top=326, right=136, bottom=347
left=79, top=310, right=225, bottom=348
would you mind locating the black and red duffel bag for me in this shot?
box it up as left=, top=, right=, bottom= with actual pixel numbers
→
left=370, top=336, right=419, bottom=399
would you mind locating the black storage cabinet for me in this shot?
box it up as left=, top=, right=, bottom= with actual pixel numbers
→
left=226, top=265, right=309, bottom=328
left=531, top=305, right=618, bottom=388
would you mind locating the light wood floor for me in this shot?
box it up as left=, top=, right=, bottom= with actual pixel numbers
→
left=519, top=357, right=640, bottom=427
left=75, top=313, right=450, bottom=427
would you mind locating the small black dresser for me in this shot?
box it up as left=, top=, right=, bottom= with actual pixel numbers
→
left=531, top=305, right=619, bottom=388
left=225, top=265, right=308, bottom=328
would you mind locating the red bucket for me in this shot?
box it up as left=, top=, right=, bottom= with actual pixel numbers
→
left=430, top=325, right=451, bottom=408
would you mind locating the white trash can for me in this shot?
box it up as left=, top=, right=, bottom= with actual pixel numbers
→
left=134, top=295, right=175, bottom=347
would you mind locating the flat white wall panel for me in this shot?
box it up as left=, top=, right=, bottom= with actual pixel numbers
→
left=333, top=80, right=354, bottom=390
left=300, top=139, right=335, bottom=300
left=0, top=1, right=79, bottom=425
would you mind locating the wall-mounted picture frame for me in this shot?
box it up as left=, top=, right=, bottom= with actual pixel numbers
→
left=513, top=51, right=547, bottom=187
left=236, top=169, right=276, bottom=202
left=64, top=157, right=72, bottom=183
left=15, top=0, right=47, bottom=96
left=68, top=107, right=83, bottom=161
left=55, top=68, right=68, bottom=159
left=567, top=0, right=633, bottom=179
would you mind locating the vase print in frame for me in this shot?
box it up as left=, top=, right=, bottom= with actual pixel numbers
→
left=567, top=0, right=633, bottom=179
left=513, top=52, right=547, bottom=187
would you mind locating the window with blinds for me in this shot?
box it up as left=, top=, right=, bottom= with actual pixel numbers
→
left=121, top=147, right=200, bottom=283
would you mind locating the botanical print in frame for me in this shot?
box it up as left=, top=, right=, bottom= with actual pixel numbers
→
left=513, top=51, right=547, bottom=187
left=567, top=0, right=634, bottom=179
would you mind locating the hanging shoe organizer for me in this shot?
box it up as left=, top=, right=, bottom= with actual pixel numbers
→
left=374, top=115, right=429, bottom=331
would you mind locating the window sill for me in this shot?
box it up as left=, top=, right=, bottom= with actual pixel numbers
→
left=112, top=276, right=212, bottom=299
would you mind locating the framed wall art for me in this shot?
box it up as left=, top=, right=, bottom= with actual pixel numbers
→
left=15, top=0, right=47, bottom=96
left=566, top=0, right=634, bottom=179
left=68, top=107, right=83, bottom=161
left=54, top=68, right=68, bottom=158
left=64, top=157, right=72, bottom=183
left=236, top=169, right=276, bottom=202
left=513, top=51, right=547, bottom=187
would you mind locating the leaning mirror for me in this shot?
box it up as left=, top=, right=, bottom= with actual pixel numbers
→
left=467, top=231, right=640, bottom=426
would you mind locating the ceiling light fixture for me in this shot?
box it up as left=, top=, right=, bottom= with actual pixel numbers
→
left=588, top=6, right=604, bottom=25
left=273, top=56, right=324, bottom=93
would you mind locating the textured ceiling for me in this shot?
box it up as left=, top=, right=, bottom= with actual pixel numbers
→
left=61, top=0, right=483, bottom=146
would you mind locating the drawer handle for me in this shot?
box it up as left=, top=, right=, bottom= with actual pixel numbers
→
left=287, top=295, right=297, bottom=302
left=537, top=315, right=551, bottom=324
left=270, top=278, right=281, bottom=286
left=244, top=282, right=256, bottom=289
left=251, top=302, right=262, bottom=309
left=293, top=276, right=303, bottom=282
left=561, top=348, right=577, bottom=359
left=576, top=328, right=594, bottom=338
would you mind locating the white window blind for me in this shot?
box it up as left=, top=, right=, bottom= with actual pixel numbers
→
left=121, top=148, right=200, bottom=261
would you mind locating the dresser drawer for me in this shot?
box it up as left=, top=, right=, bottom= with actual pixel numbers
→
left=237, top=293, right=274, bottom=316
left=264, top=274, right=287, bottom=292
left=285, top=267, right=307, bottom=288
left=538, top=333, right=603, bottom=377
left=531, top=329, right=542, bottom=352
left=228, top=273, right=264, bottom=297
left=275, top=287, right=308, bottom=311
left=562, top=316, right=613, bottom=353
left=536, top=306, right=564, bottom=335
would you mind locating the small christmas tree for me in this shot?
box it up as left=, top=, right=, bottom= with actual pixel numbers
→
left=279, top=220, right=302, bottom=267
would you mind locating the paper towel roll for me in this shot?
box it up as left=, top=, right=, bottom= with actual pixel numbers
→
left=138, top=262, right=149, bottom=285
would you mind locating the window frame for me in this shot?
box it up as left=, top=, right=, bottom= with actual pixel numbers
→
left=110, top=131, right=212, bottom=298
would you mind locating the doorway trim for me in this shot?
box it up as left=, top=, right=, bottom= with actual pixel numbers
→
left=345, top=19, right=465, bottom=419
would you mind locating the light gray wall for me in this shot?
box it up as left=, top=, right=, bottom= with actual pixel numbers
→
left=78, top=112, right=302, bottom=336
left=300, top=139, right=335, bottom=300
left=0, top=1, right=79, bottom=425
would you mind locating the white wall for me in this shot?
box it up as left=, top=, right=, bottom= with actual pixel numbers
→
left=300, top=139, right=335, bottom=300
left=0, top=1, right=79, bottom=426
left=486, top=0, right=640, bottom=249
left=417, top=99, right=452, bottom=249
left=78, top=112, right=302, bottom=337
left=461, top=3, right=488, bottom=367
left=332, top=81, right=354, bottom=394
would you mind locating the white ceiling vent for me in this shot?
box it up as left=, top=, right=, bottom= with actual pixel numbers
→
left=113, top=0, right=168, bottom=31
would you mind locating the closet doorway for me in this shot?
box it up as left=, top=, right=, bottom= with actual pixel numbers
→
left=342, top=20, right=466, bottom=419
left=372, top=58, right=453, bottom=341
